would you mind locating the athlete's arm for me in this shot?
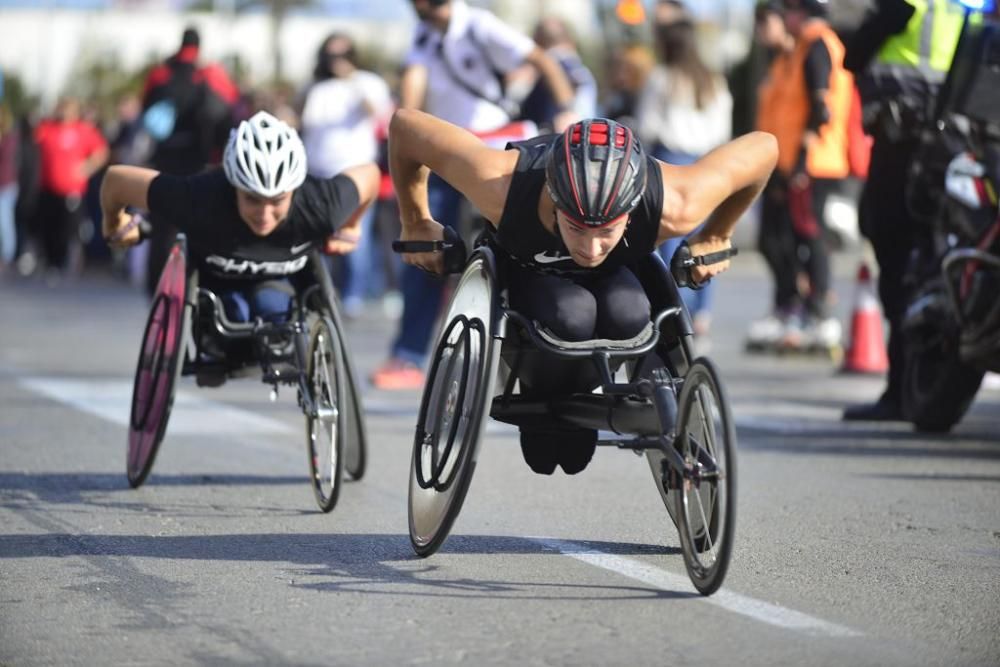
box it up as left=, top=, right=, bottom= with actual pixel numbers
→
left=656, top=131, right=778, bottom=283
left=388, top=108, right=517, bottom=273
left=100, top=165, right=159, bottom=249
left=322, top=162, right=381, bottom=255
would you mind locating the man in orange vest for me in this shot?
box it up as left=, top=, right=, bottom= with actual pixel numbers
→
left=757, top=0, right=853, bottom=351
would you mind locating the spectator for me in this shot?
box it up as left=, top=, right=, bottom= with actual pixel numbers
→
left=0, top=104, right=18, bottom=271
left=32, top=97, right=108, bottom=281
left=755, top=0, right=853, bottom=351
left=636, top=0, right=732, bottom=341
left=299, top=32, right=393, bottom=317
left=516, top=16, right=598, bottom=131
left=601, top=43, right=655, bottom=132
left=141, top=26, right=239, bottom=295
left=745, top=1, right=804, bottom=349
left=370, top=0, right=577, bottom=390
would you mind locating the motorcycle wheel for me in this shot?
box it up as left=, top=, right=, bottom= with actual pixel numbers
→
left=901, top=331, right=984, bottom=433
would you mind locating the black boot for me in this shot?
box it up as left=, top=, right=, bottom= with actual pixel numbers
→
left=842, top=395, right=904, bottom=421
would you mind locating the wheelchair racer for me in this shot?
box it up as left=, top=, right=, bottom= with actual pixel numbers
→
left=100, top=111, right=380, bottom=327
left=390, top=109, right=777, bottom=475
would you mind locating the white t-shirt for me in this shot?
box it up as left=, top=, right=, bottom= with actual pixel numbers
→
left=636, top=65, right=733, bottom=158
left=299, top=69, right=392, bottom=178
left=405, top=0, right=534, bottom=132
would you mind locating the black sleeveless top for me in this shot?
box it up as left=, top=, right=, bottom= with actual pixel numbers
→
left=495, top=136, right=663, bottom=276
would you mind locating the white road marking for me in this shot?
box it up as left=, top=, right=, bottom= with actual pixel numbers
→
left=534, top=537, right=862, bottom=638
left=19, top=377, right=294, bottom=435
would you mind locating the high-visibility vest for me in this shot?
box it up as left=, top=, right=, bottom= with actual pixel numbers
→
left=875, top=0, right=969, bottom=83
left=757, top=20, right=853, bottom=178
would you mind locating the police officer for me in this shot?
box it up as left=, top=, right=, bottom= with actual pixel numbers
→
left=842, top=0, right=968, bottom=421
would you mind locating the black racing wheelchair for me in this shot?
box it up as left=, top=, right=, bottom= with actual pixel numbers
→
left=394, top=231, right=737, bottom=595
left=126, top=232, right=368, bottom=512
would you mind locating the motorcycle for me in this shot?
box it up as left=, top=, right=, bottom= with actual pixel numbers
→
left=901, top=15, right=1000, bottom=432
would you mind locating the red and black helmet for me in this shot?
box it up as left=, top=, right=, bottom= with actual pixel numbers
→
left=545, top=118, right=648, bottom=228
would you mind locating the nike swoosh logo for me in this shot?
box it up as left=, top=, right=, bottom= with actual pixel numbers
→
left=533, top=251, right=572, bottom=264
left=290, top=242, right=313, bottom=254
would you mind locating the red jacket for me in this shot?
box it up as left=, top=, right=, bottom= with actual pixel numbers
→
left=34, top=119, right=107, bottom=197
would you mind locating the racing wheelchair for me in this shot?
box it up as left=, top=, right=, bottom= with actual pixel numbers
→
left=126, top=232, right=368, bottom=512
left=396, top=232, right=737, bottom=595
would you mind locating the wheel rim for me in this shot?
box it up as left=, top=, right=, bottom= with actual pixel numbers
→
left=410, top=317, right=484, bottom=547
left=675, top=362, right=734, bottom=592
left=308, top=323, right=340, bottom=506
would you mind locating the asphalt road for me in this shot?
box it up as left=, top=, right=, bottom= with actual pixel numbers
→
left=1, top=253, right=998, bottom=667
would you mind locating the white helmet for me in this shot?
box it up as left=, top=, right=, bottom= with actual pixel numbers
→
left=223, top=111, right=307, bottom=197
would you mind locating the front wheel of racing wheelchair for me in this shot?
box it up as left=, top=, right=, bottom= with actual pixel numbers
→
left=402, top=237, right=737, bottom=595
left=126, top=233, right=368, bottom=513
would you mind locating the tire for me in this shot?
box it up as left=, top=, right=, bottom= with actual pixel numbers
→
left=305, top=315, right=347, bottom=513
left=127, top=243, right=190, bottom=488
left=901, top=331, right=984, bottom=433
left=307, top=254, right=367, bottom=481
left=672, top=358, right=737, bottom=596
left=408, top=253, right=499, bottom=557
left=332, top=310, right=367, bottom=481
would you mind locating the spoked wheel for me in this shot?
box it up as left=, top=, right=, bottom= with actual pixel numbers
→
left=408, top=254, right=499, bottom=557
left=127, top=242, right=190, bottom=488
left=672, top=358, right=737, bottom=595
left=305, top=315, right=347, bottom=512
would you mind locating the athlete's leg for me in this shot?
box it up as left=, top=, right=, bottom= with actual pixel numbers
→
left=507, top=266, right=598, bottom=341
left=249, top=279, right=295, bottom=323
left=591, top=265, right=651, bottom=340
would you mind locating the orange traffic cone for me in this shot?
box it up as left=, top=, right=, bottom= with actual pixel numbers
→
left=841, top=263, right=889, bottom=374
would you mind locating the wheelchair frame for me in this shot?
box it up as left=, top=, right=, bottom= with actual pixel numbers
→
left=126, top=234, right=368, bottom=513
left=407, top=241, right=737, bottom=595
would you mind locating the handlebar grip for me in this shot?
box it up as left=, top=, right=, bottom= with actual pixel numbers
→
left=670, top=242, right=738, bottom=290
left=392, top=226, right=468, bottom=275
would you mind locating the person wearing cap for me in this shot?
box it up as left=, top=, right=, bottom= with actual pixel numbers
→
left=370, top=0, right=579, bottom=390
left=841, top=0, right=972, bottom=421
left=389, top=109, right=777, bottom=474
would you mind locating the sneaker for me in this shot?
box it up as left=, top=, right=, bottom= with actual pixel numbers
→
left=370, top=358, right=425, bottom=390
left=746, top=312, right=788, bottom=348
left=808, top=317, right=843, bottom=349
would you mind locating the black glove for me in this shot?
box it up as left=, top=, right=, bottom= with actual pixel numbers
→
left=391, top=226, right=468, bottom=275
left=670, top=241, right=738, bottom=290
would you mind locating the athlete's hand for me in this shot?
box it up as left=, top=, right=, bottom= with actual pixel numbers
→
left=398, top=218, right=446, bottom=275
left=323, top=225, right=361, bottom=255
left=686, top=235, right=733, bottom=285
left=103, top=208, right=141, bottom=250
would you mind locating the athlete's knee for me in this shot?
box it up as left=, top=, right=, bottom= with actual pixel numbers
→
left=546, top=291, right=597, bottom=341
left=600, top=288, right=650, bottom=339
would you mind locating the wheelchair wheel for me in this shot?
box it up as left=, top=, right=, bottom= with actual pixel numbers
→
left=331, top=309, right=367, bottom=481
left=673, top=358, right=737, bottom=595
left=307, top=253, right=367, bottom=481
left=305, top=315, right=347, bottom=513
left=408, top=253, right=500, bottom=557
left=127, top=241, right=190, bottom=488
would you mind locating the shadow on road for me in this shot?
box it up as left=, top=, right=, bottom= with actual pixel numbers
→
left=0, top=532, right=689, bottom=601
